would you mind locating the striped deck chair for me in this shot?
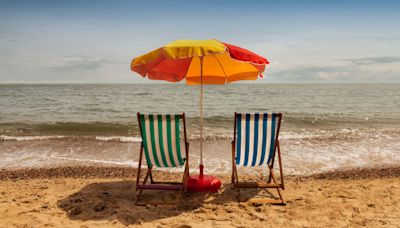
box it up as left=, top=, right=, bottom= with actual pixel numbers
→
left=135, top=113, right=189, bottom=205
left=231, top=112, right=285, bottom=205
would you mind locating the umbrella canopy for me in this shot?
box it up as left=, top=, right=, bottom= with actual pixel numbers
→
left=131, top=39, right=269, bottom=84
left=131, top=39, right=269, bottom=192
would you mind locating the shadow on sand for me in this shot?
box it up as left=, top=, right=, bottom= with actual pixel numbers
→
left=57, top=180, right=281, bottom=225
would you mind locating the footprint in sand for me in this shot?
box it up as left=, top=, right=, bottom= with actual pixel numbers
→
left=117, top=213, right=138, bottom=225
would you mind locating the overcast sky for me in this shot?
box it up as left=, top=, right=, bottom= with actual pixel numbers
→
left=0, top=0, right=399, bottom=83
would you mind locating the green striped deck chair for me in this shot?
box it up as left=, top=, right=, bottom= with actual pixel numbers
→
left=135, top=113, right=189, bottom=205
left=231, top=112, right=285, bottom=205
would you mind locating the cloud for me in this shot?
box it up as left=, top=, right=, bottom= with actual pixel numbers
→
left=266, top=65, right=352, bottom=82
left=50, top=55, right=130, bottom=71
left=0, top=55, right=128, bottom=71
left=266, top=63, right=400, bottom=83
left=52, top=56, right=107, bottom=70
left=342, top=56, right=400, bottom=65
left=367, top=36, right=400, bottom=42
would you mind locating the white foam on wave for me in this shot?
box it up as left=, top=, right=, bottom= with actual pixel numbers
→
left=1, top=128, right=400, bottom=175
left=280, top=128, right=381, bottom=140
left=0, top=135, right=143, bottom=142
left=185, top=127, right=390, bottom=141
left=0, top=135, right=65, bottom=141
left=95, top=136, right=142, bottom=142
left=48, top=155, right=138, bottom=167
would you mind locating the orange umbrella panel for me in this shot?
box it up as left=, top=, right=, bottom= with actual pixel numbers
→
left=186, top=52, right=260, bottom=85
left=131, top=39, right=269, bottom=84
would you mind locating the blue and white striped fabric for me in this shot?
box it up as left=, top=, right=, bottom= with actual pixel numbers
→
left=235, top=113, right=280, bottom=166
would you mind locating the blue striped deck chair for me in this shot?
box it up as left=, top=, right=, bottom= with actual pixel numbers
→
left=231, top=112, right=285, bottom=205
left=135, top=113, right=189, bottom=205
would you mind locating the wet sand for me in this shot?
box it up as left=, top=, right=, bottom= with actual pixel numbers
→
left=2, top=136, right=400, bottom=175
left=1, top=166, right=400, bottom=227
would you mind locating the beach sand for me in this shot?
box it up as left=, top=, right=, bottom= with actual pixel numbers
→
left=0, top=166, right=399, bottom=227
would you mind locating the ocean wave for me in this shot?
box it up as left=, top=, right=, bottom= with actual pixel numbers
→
left=0, top=135, right=65, bottom=141
left=95, top=136, right=142, bottom=142
left=0, top=122, right=137, bottom=136
left=48, top=155, right=138, bottom=167
left=0, top=135, right=143, bottom=143
left=1, top=127, right=399, bottom=142
left=1, top=118, right=400, bottom=143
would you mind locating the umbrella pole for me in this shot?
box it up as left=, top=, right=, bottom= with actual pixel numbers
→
left=199, top=56, right=204, bottom=177
left=185, top=56, right=221, bottom=192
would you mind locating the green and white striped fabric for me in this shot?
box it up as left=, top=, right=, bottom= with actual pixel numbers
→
left=139, top=114, right=185, bottom=168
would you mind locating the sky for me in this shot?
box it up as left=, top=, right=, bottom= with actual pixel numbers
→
left=0, top=0, right=399, bottom=83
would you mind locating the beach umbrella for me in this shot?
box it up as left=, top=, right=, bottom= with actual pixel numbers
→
left=131, top=39, right=269, bottom=192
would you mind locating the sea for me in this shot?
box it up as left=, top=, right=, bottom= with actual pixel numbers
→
left=1, top=83, right=400, bottom=175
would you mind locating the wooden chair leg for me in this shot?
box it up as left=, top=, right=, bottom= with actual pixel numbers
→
left=182, top=163, right=189, bottom=192
left=136, top=165, right=189, bottom=206
left=234, top=166, right=239, bottom=184
left=276, top=141, right=285, bottom=190
left=267, top=171, right=272, bottom=183
left=269, top=169, right=285, bottom=205
left=235, top=166, right=286, bottom=205
left=180, top=164, right=188, bottom=199
left=136, top=143, right=144, bottom=191
left=231, top=166, right=237, bottom=184
left=233, top=165, right=241, bottom=202
left=275, top=188, right=285, bottom=205
left=267, top=164, right=273, bottom=183
left=149, top=172, right=154, bottom=184
left=231, top=142, right=236, bottom=184
left=135, top=167, right=152, bottom=205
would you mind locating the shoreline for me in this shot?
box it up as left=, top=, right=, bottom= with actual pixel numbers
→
left=1, top=165, right=399, bottom=181
left=2, top=134, right=400, bottom=176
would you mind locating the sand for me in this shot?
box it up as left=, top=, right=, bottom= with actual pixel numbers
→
left=0, top=166, right=400, bottom=227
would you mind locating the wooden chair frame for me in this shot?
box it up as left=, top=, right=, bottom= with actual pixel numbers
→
left=135, top=112, right=190, bottom=205
left=231, top=112, right=286, bottom=205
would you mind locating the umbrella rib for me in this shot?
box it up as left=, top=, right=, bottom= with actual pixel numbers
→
left=213, top=55, right=228, bottom=82
left=182, top=57, right=194, bottom=79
